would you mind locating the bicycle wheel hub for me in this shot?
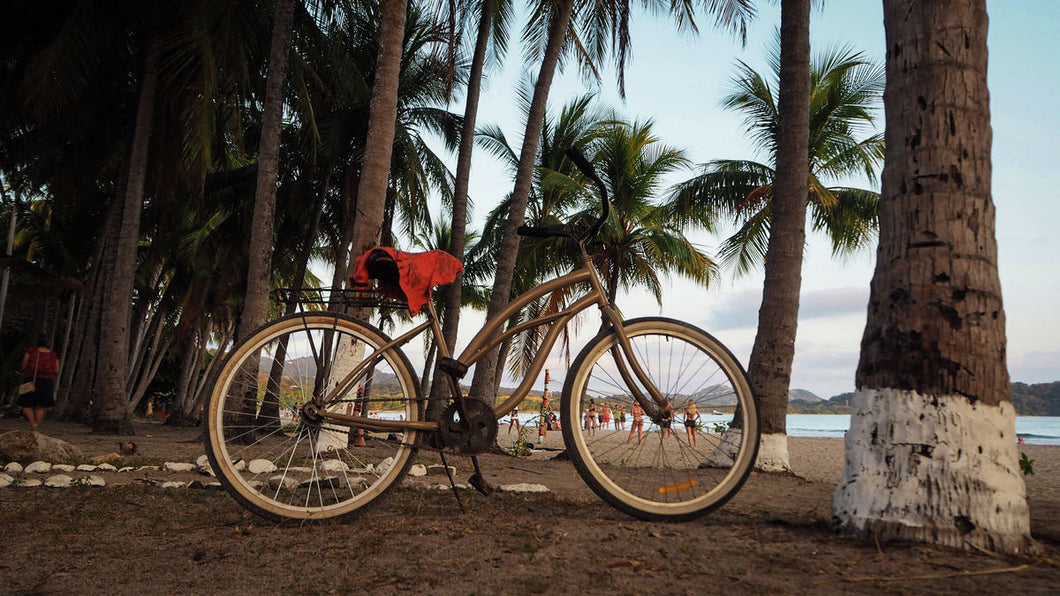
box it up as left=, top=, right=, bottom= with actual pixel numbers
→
left=437, top=400, right=497, bottom=455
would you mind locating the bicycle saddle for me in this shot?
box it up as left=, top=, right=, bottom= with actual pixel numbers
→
left=349, top=246, right=463, bottom=315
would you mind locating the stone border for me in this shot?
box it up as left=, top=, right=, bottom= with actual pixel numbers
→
left=0, top=458, right=551, bottom=494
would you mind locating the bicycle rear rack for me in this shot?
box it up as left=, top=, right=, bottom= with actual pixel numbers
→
left=272, top=287, right=408, bottom=311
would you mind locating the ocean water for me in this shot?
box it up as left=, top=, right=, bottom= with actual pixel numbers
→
left=779, top=414, right=1060, bottom=446
left=504, top=412, right=1060, bottom=446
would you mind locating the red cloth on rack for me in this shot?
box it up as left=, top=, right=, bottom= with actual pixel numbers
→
left=349, top=247, right=463, bottom=315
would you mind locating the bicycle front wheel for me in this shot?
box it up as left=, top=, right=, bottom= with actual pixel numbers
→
left=205, top=313, right=422, bottom=522
left=561, top=317, right=759, bottom=521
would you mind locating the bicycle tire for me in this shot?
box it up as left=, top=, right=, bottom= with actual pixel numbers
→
left=204, top=312, right=422, bottom=521
left=561, top=317, right=759, bottom=521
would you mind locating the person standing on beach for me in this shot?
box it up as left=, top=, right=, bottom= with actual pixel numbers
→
left=683, top=401, right=701, bottom=447
left=19, top=334, right=60, bottom=431
left=600, top=402, right=612, bottom=431
left=538, top=396, right=551, bottom=442
left=584, top=399, right=598, bottom=436
left=508, top=406, right=521, bottom=434
left=627, top=403, right=644, bottom=444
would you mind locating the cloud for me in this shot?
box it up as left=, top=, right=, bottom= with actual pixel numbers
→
left=705, top=286, right=869, bottom=331
left=798, top=287, right=870, bottom=320
left=1008, top=350, right=1060, bottom=384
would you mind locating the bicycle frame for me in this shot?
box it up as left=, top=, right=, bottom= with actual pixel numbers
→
left=315, top=252, right=670, bottom=434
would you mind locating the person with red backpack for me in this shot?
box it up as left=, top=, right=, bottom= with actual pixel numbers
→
left=20, top=334, right=60, bottom=431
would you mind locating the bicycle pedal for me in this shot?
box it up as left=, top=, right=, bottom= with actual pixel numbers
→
left=468, top=473, right=493, bottom=496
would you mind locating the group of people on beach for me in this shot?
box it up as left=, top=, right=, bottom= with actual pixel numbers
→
left=506, top=395, right=709, bottom=449
left=582, top=398, right=703, bottom=447
left=582, top=399, right=633, bottom=436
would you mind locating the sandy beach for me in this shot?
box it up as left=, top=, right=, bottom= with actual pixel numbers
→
left=1, top=415, right=1058, bottom=594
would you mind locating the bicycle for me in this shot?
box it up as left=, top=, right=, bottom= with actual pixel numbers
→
left=204, top=148, right=760, bottom=523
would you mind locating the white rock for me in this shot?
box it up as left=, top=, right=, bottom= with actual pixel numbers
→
left=498, top=483, right=550, bottom=493
left=408, top=464, right=427, bottom=477
left=25, top=461, right=51, bottom=474
left=117, top=466, right=136, bottom=473
left=187, top=480, right=224, bottom=490
left=52, top=464, right=75, bottom=473
left=45, top=474, right=74, bottom=488
left=81, top=475, right=106, bottom=487
left=287, top=466, right=312, bottom=473
left=299, top=476, right=342, bottom=490
left=164, top=462, right=196, bottom=473
left=318, top=460, right=350, bottom=473
left=20, top=478, right=42, bottom=487
left=97, top=463, right=118, bottom=472
left=268, top=476, right=298, bottom=490
left=0, top=473, right=13, bottom=487
left=136, top=465, right=160, bottom=472
left=4, top=462, right=24, bottom=473
left=196, top=455, right=210, bottom=468
left=76, top=464, right=98, bottom=472
left=427, top=464, right=456, bottom=476
left=376, top=457, right=394, bottom=476
left=161, top=481, right=186, bottom=489
left=247, top=459, right=277, bottom=474
left=233, top=460, right=247, bottom=471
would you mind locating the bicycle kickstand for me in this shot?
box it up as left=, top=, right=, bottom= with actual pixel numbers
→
left=468, top=455, right=493, bottom=496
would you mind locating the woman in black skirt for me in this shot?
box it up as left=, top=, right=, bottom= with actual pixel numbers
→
left=20, top=334, right=60, bottom=431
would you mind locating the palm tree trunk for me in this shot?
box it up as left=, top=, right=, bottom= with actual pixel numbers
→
left=468, top=0, right=576, bottom=404
left=743, top=0, right=810, bottom=472
left=238, top=0, right=295, bottom=341
left=428, top=1, right=494, bottom=414
left=95, top=41, right=162, bottom=434
left=345, top=0, right=408, bottom=271
left=0, top=182, right=17, bottom=329
left=832, top=0, right=1034, bottom=554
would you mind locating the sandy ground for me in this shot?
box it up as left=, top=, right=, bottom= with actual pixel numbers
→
left=0, top=415, right=1057, bottom=594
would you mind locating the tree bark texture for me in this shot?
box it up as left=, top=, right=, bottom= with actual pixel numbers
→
left=238, top=0, right=295, bottom=342
left=744, top=0, right=810, bottom=469
left=468, top=0, right=576, bottom=404
left=428, top=2, right=495, bottom=412
left=345, top=0, right=408, bottom=269
left=834, top=0, right=1033, bottom=554
left=856, top=0, right=1006, bottom=401
left=95, top=43, right=161, bottom=434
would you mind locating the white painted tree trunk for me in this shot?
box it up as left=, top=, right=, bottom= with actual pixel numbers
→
left=832, top=388, right=1034, bottom=553
left=315, top=338, right=366, bottom=454
left=754, top=433, right=792, bottom=473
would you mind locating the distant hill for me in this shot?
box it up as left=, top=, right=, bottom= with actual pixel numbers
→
left=1011, top=381, right=1060, bottom=416
left=790, top=383, right=1060, bottom=416
left=789, top=389, right=823, bottom=403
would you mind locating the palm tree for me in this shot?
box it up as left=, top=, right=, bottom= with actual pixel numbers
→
left=469, top=0, right=757, bottom=404
left=587, top=118, right=714, bottom=309
left=238, top=0, right=295, bottom=343
left=433, top=0, right=514, bottom=413
left=476, top=97, right=715, bottom=379
left=832, top=0, right=1034, bottom=554
left=346, top=0, right=408, bottom=267
left=669, top=33, right=884, bottom=471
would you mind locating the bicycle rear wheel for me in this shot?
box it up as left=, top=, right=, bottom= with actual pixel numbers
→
left=561, top=317, right=759, bottom=521
left=204, top=313, right=422, bottom=521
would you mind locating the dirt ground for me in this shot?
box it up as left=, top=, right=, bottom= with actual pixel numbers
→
left=0, top=417, right=1057, bottom=594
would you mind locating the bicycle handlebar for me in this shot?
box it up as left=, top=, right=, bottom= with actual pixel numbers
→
left=517, top=146, right=611, bottom=244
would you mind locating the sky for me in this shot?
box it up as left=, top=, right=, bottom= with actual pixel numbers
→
left=423, top=1, right=1060, bottom=399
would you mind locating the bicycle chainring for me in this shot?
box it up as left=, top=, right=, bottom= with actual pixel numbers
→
left=436, top=400, right=498, bottom=455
